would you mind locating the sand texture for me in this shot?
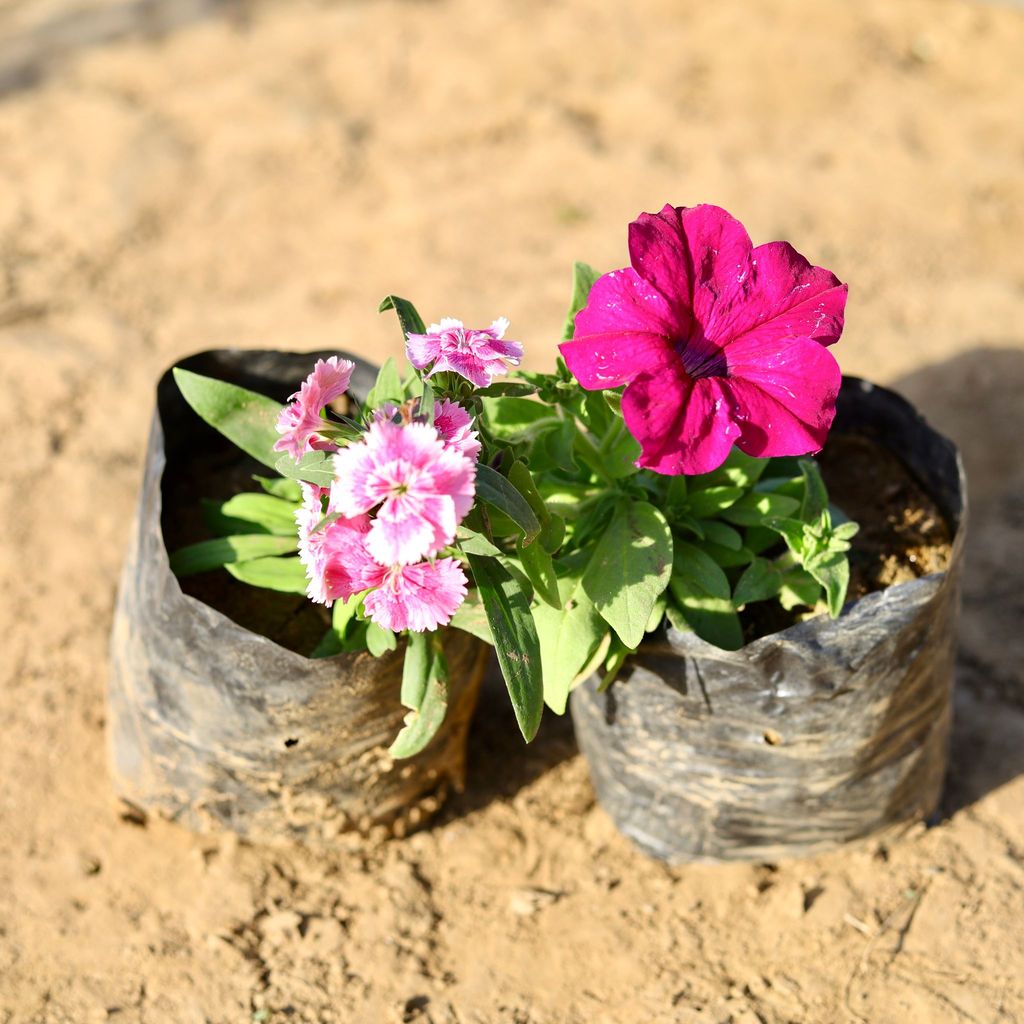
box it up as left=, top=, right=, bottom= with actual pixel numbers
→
left=1, top=1, right=1024, bottom=1021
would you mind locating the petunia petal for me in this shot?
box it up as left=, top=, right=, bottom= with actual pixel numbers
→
left=715, top=240, right=848, bottom=350
left=622, top=365, right=739, bottom=475
left=560, top=267, right=678, bottom=390
left=724, top=334, right=842, bottom=458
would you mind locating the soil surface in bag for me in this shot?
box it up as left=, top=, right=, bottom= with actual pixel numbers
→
left=744, top=433, right=954, bottom=641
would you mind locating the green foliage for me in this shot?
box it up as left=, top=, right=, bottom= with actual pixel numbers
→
left=225, top=556, right=309, bottom=594
left=467, top=553, right=544, bottom=743
left=173, top=368, right=284, bottom=469
left=581, top=500, right=673, bottom=649
left=561, top=261, right=599, bottom=341
left=169, top=534, right=297, bottom=576
left=378, top=294, right=427, bottom=340
left=389, top=633, right=450, bottom=759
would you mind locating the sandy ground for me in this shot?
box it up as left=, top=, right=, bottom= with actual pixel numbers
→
left=1, top=0, right=1024, bottom=1020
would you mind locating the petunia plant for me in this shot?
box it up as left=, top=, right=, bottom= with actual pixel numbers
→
left=169, top=203, right=858, bottom=752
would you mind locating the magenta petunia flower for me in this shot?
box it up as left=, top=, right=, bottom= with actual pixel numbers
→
left=331, top=419, right=476, bottom=566
left=406, top=317, right=523, bottom=389
left=559, top=204, right=848, bottom=475
left=432, top=398, right=482, bottom=463
left=274, top=356, right=356, bottom=460
left=363, top=557, right=469, bottom=633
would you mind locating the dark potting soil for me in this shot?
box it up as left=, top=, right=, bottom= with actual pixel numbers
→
left=742, top=433, right=953, bottom=641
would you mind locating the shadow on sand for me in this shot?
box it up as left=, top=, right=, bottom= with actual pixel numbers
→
left=895, top=346, right=1024, bottom=816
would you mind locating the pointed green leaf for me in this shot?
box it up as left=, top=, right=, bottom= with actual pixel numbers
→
left=274, top=450, right=335, bottom=487
left=389, top=637, right=449, bottom=759
left=169, top=534, right=297, bottom=577
left=364, top=357, right=405, bottom=411
left=732, top=557, right=783, bottom=607
left=225, top=555, right=309, bottom=593
left=685, top=486, right=744, bottom=518
left=562, top=261, right=600, bottom=340
left=173, top=368, right=284, bottom=469
left=218, top=493, right=299, bottom=535
left=805, top=549, right=850, bottom=618
left=582, top=500, right=673, bottom=648
left=475, top=464, right=541, bottom=544
left=378, top=294, right=427, bottom=339
left=366, top=621, right=398, bottom=656
left=721, top=492, right=801, bottom=526
left=798, top=458, right=829, bottom=523
left=467, top=553, right=544, bottom=742
left=254, top=475, right=303, bottom=502
left=448, top=589, right=494, bottom=644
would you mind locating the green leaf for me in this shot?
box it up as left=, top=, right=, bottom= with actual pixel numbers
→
left=532, top=576, right=606, bottom=714
left=698, top=520, right=743, bottom=550
left=225, top=556, right=309, bottom=593
left=596, top=641, right=630, bottom=693
left=173, top=368, right=284, bottom=469
left=541, top=420, right=579, bottom=473
left=378, top=294, right=427, bottom=338
left=274, top=450, right=335, bottom=487
left=672, top=541, right=732, bottom=600
left=516, top=537, right=562, bottom=608
left=417, top=381, right=436, bottom=425
left=448, top=589, right=494, bottom=644
left=217, top=493, right=299, bottom=536
left=311, top=594, right=363, bottom=658
left=366, top=621, right=398, bottom=657
left=201, top=499, right=272, bottom=538
left=798, top=458, right=829, bottom=523
left=456, top=528, right=504, bottom=557
left=685, top=485, right=744, bottom=518
left=604, top=429, right=643, bottom=479
left=732, top=557, right=783, bottom=607
left=805, top=550, right=850, bottom=618
left=582, top=500, right=674, bottom=648
left=476, top=382, right=539, bottom=398
left=721, top=492, right=801, bottom=527
left=702, top=542, right=755, bottom=568
left=169, top=534, right=298, bottom=576
left=467, top=553, right=544, bottom=742
left=254, top=475, right=303, bottom=502
left=481, top=396, right=558, bottom=441
left=475, top=464, right=541, bottom=544
left=702, top=448, right=769, bottom=489
left=389, top=637, right=449, bottom=759
left=779, top=568, right=823, bottom=611
left=539, top=514, right=565, bottom=555
left=562, top=261, right=600, bottom=340
left=400, top=632, right=431, bottom=709
left=667, top=586, right=744, bottom=651
left=364, top=357, right=405, bottom=411
left=669, top=543, right=743, bottom=650
left=763, top=516, right=809, bottom=559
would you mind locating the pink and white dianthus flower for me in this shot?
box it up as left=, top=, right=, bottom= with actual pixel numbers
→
left=297, top=482, right=469, bottom=630
left=559, top=204, right=848, bottom=475
left=295, top=482, right=376, bottom=605
left=274, top=356, right=355, bottom=460
left=432, top=398, right=481, bottom=463
left=331, top=419, right=476, bottom=566
left=363, top=558, right=469, bottom=633
left=406, top=317, right=523, bottom=389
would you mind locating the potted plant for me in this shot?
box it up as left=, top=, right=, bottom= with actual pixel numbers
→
left=476, top=203, right=966, bottom=862
left=110, top=202, right=965, bottom=860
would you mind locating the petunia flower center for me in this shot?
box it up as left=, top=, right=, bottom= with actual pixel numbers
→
left=676, top=336, right=729, bottom=380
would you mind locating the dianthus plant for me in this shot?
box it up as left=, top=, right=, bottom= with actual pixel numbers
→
left=171, top=203, right=858, bottom=755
